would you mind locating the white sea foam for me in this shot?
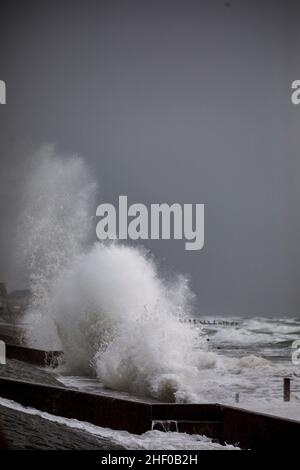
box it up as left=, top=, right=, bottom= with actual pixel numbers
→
left=47, top=242, right=205, bottom=401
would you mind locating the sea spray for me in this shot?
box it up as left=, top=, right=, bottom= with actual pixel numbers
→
left=20, top=149, right=273, bottom=403
left=19, top=146, right=97, bottom=349
left=49, top=242, right=203, bottom=400
left=20, top=149, right=206, bottom=401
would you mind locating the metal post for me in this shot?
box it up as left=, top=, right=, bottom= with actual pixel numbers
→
left=284, top=378, right=291, bottom=402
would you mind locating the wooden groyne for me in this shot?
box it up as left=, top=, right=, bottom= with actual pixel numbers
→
left=181, top=319, right=239, bottom=327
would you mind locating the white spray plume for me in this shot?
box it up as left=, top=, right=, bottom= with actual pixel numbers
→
left=21, top=147, right=207, bottom=401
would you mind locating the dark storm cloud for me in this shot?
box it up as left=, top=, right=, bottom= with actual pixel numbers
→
left=0, top=0, right=299, bottom=315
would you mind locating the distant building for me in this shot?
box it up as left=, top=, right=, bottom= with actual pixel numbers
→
left=0, top=283, right=31, bottom=316
left=7, top=289, right=31, bottom=313
left=0, top=283, right=9, bottom=316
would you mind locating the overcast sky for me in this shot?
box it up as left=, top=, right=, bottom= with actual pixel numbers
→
left=0, top=0, right=299, bottom=316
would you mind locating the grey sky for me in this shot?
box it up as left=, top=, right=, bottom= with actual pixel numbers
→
left=0, top=0, right=299, bottom=316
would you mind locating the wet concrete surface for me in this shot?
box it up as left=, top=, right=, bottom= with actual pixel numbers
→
left=0, top=404, right=124, bottom=450
left=0, top=359, right=61, bottom=386
left=0, top=359, right=125, bottom=450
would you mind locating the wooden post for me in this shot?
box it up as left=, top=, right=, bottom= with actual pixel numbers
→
left=284, top=378, right=291, bottom=402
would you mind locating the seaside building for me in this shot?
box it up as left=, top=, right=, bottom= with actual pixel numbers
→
left=0, top=282, right=30, bottom=316
left=0, top=283, right=9, bottom=316
left=7, top=289, right=31, bottom=314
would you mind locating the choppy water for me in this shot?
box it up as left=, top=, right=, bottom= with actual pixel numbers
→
left=57, top=316, right=300, bottom=421
left=199, top=316, right=300, bottom=407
